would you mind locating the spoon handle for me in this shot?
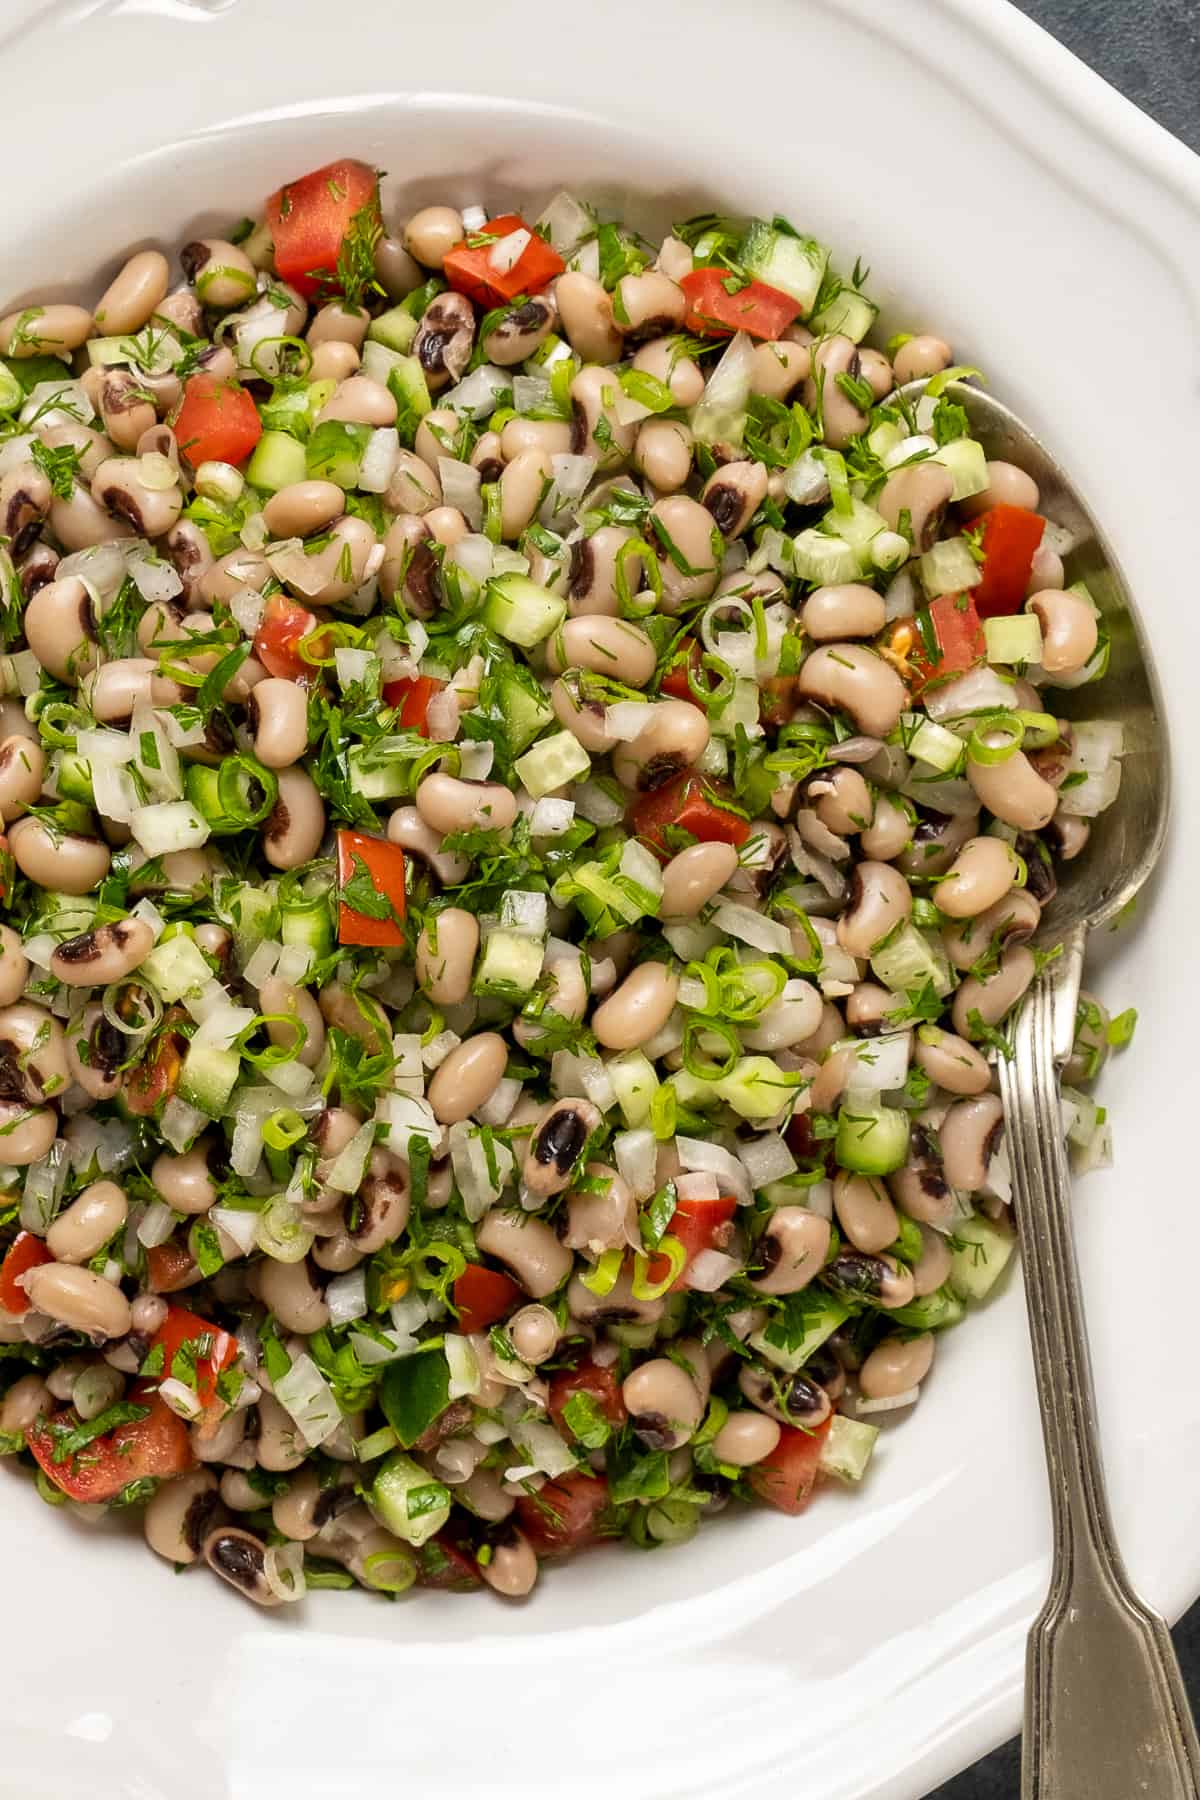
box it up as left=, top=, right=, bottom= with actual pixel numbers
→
left=1000, top=930, right=1200, bottom=1800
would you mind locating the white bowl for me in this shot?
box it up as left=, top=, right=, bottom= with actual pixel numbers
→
left=3, top=3, right=1200, bottom=1797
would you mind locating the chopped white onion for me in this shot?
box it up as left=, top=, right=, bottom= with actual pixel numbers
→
left=443, top=363, right=511, bottom=420
left=475, top=1077, right=522, bottom=1127
left=422, top=1029, right=461, bottom=1071
left=242, top=938, right=282, bottom=988
left=614, top=1127, right=657, bottom=1200
left=604, top=702, right=653, bottom=741
left=686, top=1249, right=742, bottom=1292
left=130, top=897, right=167, bottom=942
left=447, top=532, right=495, bottom=587
left=530, top=797, right=575, bottom=837
left=445, top=1333, right=481, bottom=1399
left=884, top=566, right=919, bottom=620
left=805, top=1180, right=834, bottom=1220
left=137, top=1201, right=179, bottom=1248
left=358, top=426, right=400, bottom=494
left=126, top=545, right=182, bottom=603
left=274, top=1353, right=342, bottom=1446
left=209, top=1205, right=260, bottom=1257
left=230, top=1111, right=265, bottom=1179
left=160, top=1097, right=207, bottom=1154
left=488, top=227, right=530, bottom=274
left=857, top=1387, right=920, bottom=1416
left=736, top=1131, right=797, bottom=1188
left=458, top=739, right=494, bottom=781
left=131, top=800, right=210, bottom=857
left=506, top=1417, right=577, bottom=1480
left=448, top=1119, right=514, bottom=1222
left=275, top=943, right=314, bottom=986
left=325, top=1120, right=377, bottom=1195
left=20, top=1138, right=69, bottom=1235
left=437, top=457, right=483, bottom=531
left=536, top=191, right=593, bottom=256
left=512, top=372, right=551, bottom=415
left=692, top=330, right=755, bottom=447
left=923, top=664, right=1018, bottom=723
left=424, top=686, right=461, bottom=742
left=675, top=1136, right=752, bottom=1206
left=676, top=1171, right=720, bottom=1203
left=844, top=1033, right=912, bottom=1094
left=325, top=1268, right=369, bottom=1327
left=573, top=779, right=625, bottom=827
left=159, top=1379, right=203, bottom=1422
left=618, top=837, right=663, bottom=898
left=334, top=646, right=375, bottom=691
left=782, top=449, right=831, bottom=507
left=710, top=900, right=794, bottom=956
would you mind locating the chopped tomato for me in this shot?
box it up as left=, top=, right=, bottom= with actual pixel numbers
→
left=382, top=674, right=445, bottom=737
left=123, top=1017, right=188, bottom=1117
left=907, top=592, right=987, bottom=696
left=265, top=157, right=381, bottom=301
left=173, top=373, right=262, bottom=470
left=516, top=1471, right=610, bottom=1555
left=0, top=1232, right=52, bottom=1316
left=749, top=1417, right=834, bottom=1515
left=252, top=592, right=326, bottom=685
left=760, top=675, right=802, bottom=727
left=652, top=1193, right=738, bottom=1290
left=145, top=1241, right=202, bottom=1294
left=335, top=828, right=407, bottom=949
left=630, top=774, right=751, bottom=860
left=149, top=1304, right=238, bottom=1411
left=659, top=637, right=701, bottom=701
left=548, top=1357, right=627, bottom=1438
left=26, top=1387, right=195, bottom=1504
left=968, top=505, right=1046, bottom=619
left=418, top=1530, right=482, bottom=1591
left=452, top=1264, right=521, bottom=1335
left=443, top=213, right=565, bottom=309
left=679, top=269, right=801, bottom=340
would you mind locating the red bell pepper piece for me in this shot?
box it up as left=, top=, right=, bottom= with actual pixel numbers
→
left=0, top=1232, right=52, bottom=1316
left=382, top=674, right=446, bottom=737
left=252, top=592, right=327, bottom=685
left=651, top=1193, right=738, bottom=1290
left=679, top=268, right=801, bottom=340
left=749, top=1417, right=834, bottom=1514
left=452, top=1264, right=522, bottom=1334
left=629, top=774, right=751, bottom=859
left=265, top=157, right=381, bottom=300
left=173, top=373, right=262, bottom=470
left=335, top=828, right=407, bottom=948
left=149, top=1304, right=238, bottom=1411
left=967, top=505, right=1046, bottom=618
left=548, top=1356, right=628, bottom=1438
left=442, top=214, right=565, bottom=309
left=26, top=1387, right=195, bottom=1504
left=909, top=592, right=987, bottom=695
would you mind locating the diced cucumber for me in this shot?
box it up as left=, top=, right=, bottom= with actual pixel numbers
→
left=221, top=882, right=278, bottom=957
left=901, top=714, right=966, bottom=775
left=513, top=728, right=590, bottom=799
left=347, top=743, right=412, bottom=801
left=386, top=356, right=432, bottom=446
left=825, top=498, right=887, bottom=569
left=473, top=927, right=545, bottom=998
left=140, top=933, right=212, bottom=1002
left=246, top=429, right=307, bottom=494
left=809, top=289, right=878, bottom=343
left=932, top=436, right=988, bottom=502
left=54, top=750, right=95, bottom=805
left=495, top=666, right=555, bottom=754
left=368, top=1451, right=450, bottom=1547
left=919, top=536, right=982, bottom=598
left=949, top=1212, right=1016, bottom=1302
left=368, top=307, right=420, bottom=354
left=870, top=922, right=954, bottom=998
left=716, top=1056, right=803, bottom=1121
left=984, top=614, right=1043, bottom=666
left=0, top=364, right=22, bottom=414
left=281, top=893, right=334, bottom=963
left=750, top=1292, right=849, bottom=1374
left=739, top=220, right=830, bottom=316
left=835, top=1100, right=909, bottom=1175
left=178, top=1040, right=240, bottom=1118
left=790, top=529, right=860, bottom=586
left=85, top=336, right=138, bottom=368
left=483, top=573, right=567, bottom=648
left=664, top=1068, right=722, bottom=1111
left=819, top=1414, right=879, bottom=1483
left=888, top=1283, right=966, bottom=1331
left=606, top=1049, right=659, bottom=1127
left=305, top=420, right=372, bottom=489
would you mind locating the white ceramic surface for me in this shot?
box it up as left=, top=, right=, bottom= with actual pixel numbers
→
left=2, top=2, right=1199, bottom=1796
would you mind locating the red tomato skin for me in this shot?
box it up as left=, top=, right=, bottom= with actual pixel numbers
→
left=266, top=158, right=380, bottom=300
left=150, top=1304, right=238, bottom=1410
left=0, top=1232, right=52, bottom=1315
left=443, top=214, right=565, bottom=308
left=910, top=593, right=986, bottom=695
left=749, top=1417, right=834, bottom=1515
left=382, top=674, right=445, bottom=736
left=679, top=269, right=801, bottom=340
left=453, top=1264, right=521, bottom=1335
left=252, top=593, right=324, bottom=684
left=26, top=1390, right=195, bottom=1503
left=664, top=1194, right=738, bottom=1289
left=173, top=374, right=262, bottom=469
left=516, top=1472, right=610, bottom=1555
left=630, top=775, right=751, bottom=859
left=548, top=1358, right=627, bottom=1438
left=969, top=505, right=1046, bottom=619
left=335, top=828, right=407, bottom=949
left=659, top=638, right=701, bottom=702
left=418, top=1531, right=483, bottom=1591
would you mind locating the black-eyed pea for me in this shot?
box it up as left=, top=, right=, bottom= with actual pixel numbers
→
left=648, top=495, right=720, bottom=610
left=46, top=1181, right=128, bottom=1264
left=253, top=1256, right=329, bottom=1335
left=798, top=644, right=907, bottom=738
left=859, top=1332, right=935, bottom=1399
left=426, top=1032, right=509, bottom=1126
left=317, top=375, right=397, bottom=428
left=415, top=772, right=517, bottom=835
left=262, top=479, right=344, bottom=539
left=614, top=270, right=687, bottom=340
left=0, top=464, right=51, bottom=557
left=591, top=964, right=679, bottom=1052
left=23, top=1262, right=131, bottom=1338
left=0, top=735, right=43, bottom=823
left=309, top=341, right=360, bottom=383
left=914, top=1027, right=992, bottom=1096
left=546, top=614, right=657, bottom=685
left=499, top=416, right=574, bottom=461
left=939, top=1093, right=1005, bottom=1192
left=857, top=347, right=894, bottom=400
left=474, top=1210, right=572, bottom=1298
left=413, top=292, right=475, bottom=391
left=143, top=1468, right=221, bottom=1564
left=91, top=456, right=182, bottom=537
left=748, top=1207, right=830, bottom=1296
left=180, top=238, right=258, bottom=309
left=245, top=677, right=310, bottom=770
left=750, top=339, right=810, bottom=400
left=633, top=418, right=693, bottom=493
left=23, top=576, right=97, bottom=683
left=555, top=271, right=622, bottom=363
left=49, top=487, right=134, bottom=552
left=965, top=745, right=1056, bottom=832
left=1028, top=588, right=1098, bottom=676
left=960, top=460, right=1039, bottom=519
left=402, top=206, right=464, bottom=270
left=836, top=860, right=913, bottom=958
left=523, top=1098, right=603, bottom=1198
left=262, top=767, right=326, bottom=870
left=95, top=250, right=171, bottom=334
left=633, top=335, right=704, bottom=407
left=833, top=1171, right=899, bottom=1256
left=812, top=766, right=874, bottom=837
left=98, top=369, right=157, bottom=451
left=709, top=1410, right=781, bottom=1468
left=482, top=296, right=556, bottom=366
left=911, top=1224, right=953, bottom=1297
left=9, top=818, right=110, bottom=894
left=0, top=304, right=93, bottom=357
left=50, top=917, right=153, bottom=987
left=877, top=461, right=955, bottom=552
left=570, top=365, right=634, bottom=470
left=802, top=583, right=887, bottom=641
left=385, top=450, right=442, bottom=516
left=951, top=945, right=1036, bottom=1039
left=566, top=524, right=635, bottom=616
left=701, top=460, right=768, bottom=538
left=893, top=335, right=952, bottom=385
left=499, top=448, right=550, bottom=539
left=658, top=841, right=739, bottom=918
left=307, top=301, right=369, bottom=350
left=480, top=1528, right=539, bottom=1599
left=415, top=907, right=479, bottom=1006
left=803, top=335, right=868, bottom=449
left=935, top=835, right=1021, bottom=919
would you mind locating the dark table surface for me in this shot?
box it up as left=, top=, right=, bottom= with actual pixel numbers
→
left=931, top=4, right=1198, bottom=1794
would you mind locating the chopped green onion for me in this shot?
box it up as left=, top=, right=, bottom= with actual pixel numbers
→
left=631, top=1235, right=685, bottom=1300
left=579, top=1248, right=624, bottom=1295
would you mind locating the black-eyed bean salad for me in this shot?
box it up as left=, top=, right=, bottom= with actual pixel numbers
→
left=0, top=160, right=1132, bottom=1607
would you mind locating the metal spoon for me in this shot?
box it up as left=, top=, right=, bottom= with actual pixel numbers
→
left=925, top=382, right=1199, bottom=1798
